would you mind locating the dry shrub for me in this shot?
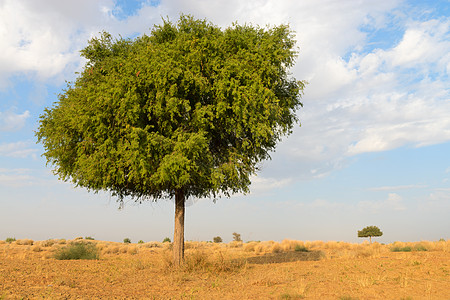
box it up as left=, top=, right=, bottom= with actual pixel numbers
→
left=16, top=239, right=34, bottom=246
left=164, top=248, right=246, bottom=274
left=306, top=240, right=324, bottom=249
left=95, top=243, right=106, bottom=251
left=0, top=240, right=5, bottom=245
left=31, top=245, right=42, bottom=252
left=228, top=241, right=243, bottom=248
left=355, top=247, right=376, bottom=258
left=141, top=241, right=162, bottom=248
left=119, top=245, right=128, bottom=253
left=162, top=242, right=173, bottom=251
left=416, top=240, right=449, bottom=252
left=54, top=242, right=99, bottom=260
left=281, top=240, right=306, bottom=252
left=127, top=245, right=138, bottom=255
left=271, top=243, right=283, bottom=253
left=323, top=241, right=340, bottom=249
left=433, top=240, right=450, bottom=252
left=57, top=239, right=67, bottom=245
left=253, top=241, right=276, bottom=254
left=104, top=245, right=120, bottom=255
left=244, top=241, right=258, bottom=252
left=41, top=239, right=58, bottom=247
left=184, top=241, right=196, bottom=250
left=254, top=243, right=265, bottom=254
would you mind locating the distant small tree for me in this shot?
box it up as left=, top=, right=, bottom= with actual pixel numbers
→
left=358, top=226, right=383, bottom=244
left=213, top=236, right=223, bottom=243
left=232, top=232, right=242, bottom=242
left=163, top=237, right=171, bottom=243
left=123, top=238, right=131, bottom=244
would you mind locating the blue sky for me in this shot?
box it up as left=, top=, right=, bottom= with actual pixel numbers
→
left=0, top=0, right=449, bottom=243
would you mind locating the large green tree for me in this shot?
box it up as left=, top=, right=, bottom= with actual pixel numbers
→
left=36, top=15, right=304, bottom=266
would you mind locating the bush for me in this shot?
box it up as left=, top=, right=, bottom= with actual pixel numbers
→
left=16, top=239, right=34, bottom=245
left=232, top=232, right=242, bottom=242
left=391, top=246, right=412, bottom=252
left=5, top=237, right=16, bottom=243
left=162, top=237, right=171, bottom=243
left=85, top=236, right=95, bottom=240
left=123, top=238, right=131, bottom=244
left=138, top=240, right=144, bottom=244
left=213, top=236, right=223, bottom=243
left=414, top=245, right=428, bottom=252
left=41, top=239, right=57, bottom=247
left=54, top=242, right=99, bottom=260
left=295, top=244, right=309, bottom=252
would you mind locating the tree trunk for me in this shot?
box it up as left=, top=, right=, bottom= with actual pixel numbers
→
left=369, top=236, right=372, bottom=244
left=173, top=189, right=185, bottom=267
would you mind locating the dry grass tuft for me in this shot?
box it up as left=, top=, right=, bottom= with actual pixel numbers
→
left=228, top=241, right=243, bottom=248
left=31, top=245, right=42, bottom=252
left=127, top=245, right=138, bottom=255
left=281, top=239, right=305, bottom=252
left=244, top=241, right=259, bottom=252
left=270, top=243, right=283, bottom=253
left=141, top=241, right=162, bottom=248
left=102, top=245, right=120, bottom=255
left=41, top=239, right=58, bottom=247
left=16, top=239, right=34, bottom=246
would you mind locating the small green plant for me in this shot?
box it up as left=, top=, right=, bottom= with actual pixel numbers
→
left=439, top=238, right=446, bottom=242
left=232, top=232, right=242, bottom=242
left=138, top=240, right=144, bottom=244
left=414, top=245, right=428, bottom=251
left=85, top=236, right=95, bottom=240
left=5, top=237, right=16, bottom=243
left=280, top=293, right=305, bottom=299
left=213, top=236, right=223, bottom=243
left=54, top=242, right=99, bottom=260
left=123, top=238, right=131, bottom=244
left=294, top=244, right=309, bottom=252
left=162, top=237, right=171, bottom=243
left=391, top=246, right=412, bottom=252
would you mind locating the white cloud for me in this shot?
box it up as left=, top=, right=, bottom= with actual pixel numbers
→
left=250, top=175, right=292, bottom=194
left=358, top=193, right=406, bottom=213
left=420, top=189, right=450, bottom=210
left=0, top=168, right=34, bottom=187
left=280, top=14, right=450, bottom=177
left=0, top=109, right=30, bottom=131
left=368, top=184, right=427, bottom=191
left=0, top=141, right=38, bottom=158
left=0, top=0, right=117, bottom=86
left=308, top=198, right=347, bottom=210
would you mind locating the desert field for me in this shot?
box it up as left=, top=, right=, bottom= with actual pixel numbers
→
left=0, top=238, right=449, bottom=299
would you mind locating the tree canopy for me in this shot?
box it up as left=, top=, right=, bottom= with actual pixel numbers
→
left=358, top=226, right=383, bottom=243
left=36, top=15, right=304, bottom=265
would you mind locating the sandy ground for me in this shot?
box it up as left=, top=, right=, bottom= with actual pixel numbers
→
left=0, top=239, right=449, bottom=299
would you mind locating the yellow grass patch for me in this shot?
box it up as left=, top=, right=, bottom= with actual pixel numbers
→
left=0, top=239, right=449, bottom=299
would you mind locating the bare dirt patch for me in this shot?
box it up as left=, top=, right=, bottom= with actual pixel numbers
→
left=245, top=250, right=324, bottom=264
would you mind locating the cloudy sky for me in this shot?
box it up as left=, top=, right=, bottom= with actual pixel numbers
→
left=1, top=0, right=449, bottom=243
